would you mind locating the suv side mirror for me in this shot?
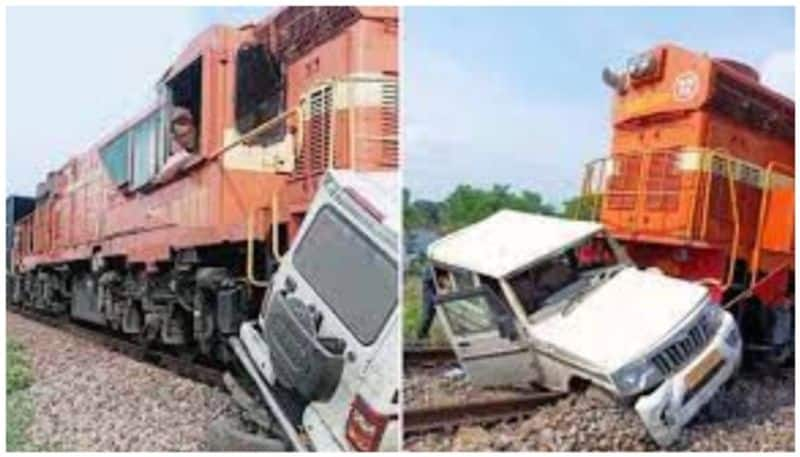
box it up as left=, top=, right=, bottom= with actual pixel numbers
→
left=284, top=276, right=297, bottom=294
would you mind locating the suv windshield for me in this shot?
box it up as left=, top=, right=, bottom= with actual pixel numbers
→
left=510, top=234, right=621, bottom=316
left=293, top=205, right=397, bottom=345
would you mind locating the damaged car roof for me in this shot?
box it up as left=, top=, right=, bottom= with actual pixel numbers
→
left=427, top=210, right=602, bottom=278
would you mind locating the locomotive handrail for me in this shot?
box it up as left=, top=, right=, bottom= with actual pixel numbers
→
left=576, top=148, right=743, bottom=288
left=750, top=161, right=795, bottom=288
left=270, top=191, right=283, bottom=263
left=211, top=105, right=305, bottom=162
left=699, top=153, right=714, bottom=239
left=226, top=107, right=304, bottom=289
left=246, top=208, right=268, bottom=287
left=571, top=157, right=606, bottom=220
left=245, top=191, right=285, bottom=288
left=241, top=76, right=398, bottom=288
left=697, top=150, right=743, bottom=289
left=720, top=153, right=740, bottom=290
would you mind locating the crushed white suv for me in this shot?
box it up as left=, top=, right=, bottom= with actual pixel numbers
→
left=227, top=170, right=399, bottom=452
left=426, top=209, right=742, bottom=446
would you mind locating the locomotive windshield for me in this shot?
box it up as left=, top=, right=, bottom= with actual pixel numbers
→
left=292, top=205, right=397, bottom=345
left=234, top=43, right=284, bottom=144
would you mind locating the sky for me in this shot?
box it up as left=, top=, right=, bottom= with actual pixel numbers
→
left=6, top=6, right=272, bottom=195
left=5, top=7, right=796, bottom=204
left=404, top=7, right=795, bottom=207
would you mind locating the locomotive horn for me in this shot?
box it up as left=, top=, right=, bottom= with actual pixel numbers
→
left=602, top=66, right=626, bottom=93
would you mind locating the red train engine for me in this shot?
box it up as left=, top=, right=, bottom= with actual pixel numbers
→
left=10, top=6, right=398, bottom=363
left=581, top=43, right=794, bottom=362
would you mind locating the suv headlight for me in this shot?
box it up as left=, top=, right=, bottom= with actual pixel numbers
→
left=611, top=359, right=660, bottom=396
left=699, top=302, right=724, bottom=336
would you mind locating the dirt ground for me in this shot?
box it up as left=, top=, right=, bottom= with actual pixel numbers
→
left=7, top=313, right=231, bottom=451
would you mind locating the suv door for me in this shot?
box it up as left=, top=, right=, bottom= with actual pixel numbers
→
left=435, top=287, right=537, bottom=388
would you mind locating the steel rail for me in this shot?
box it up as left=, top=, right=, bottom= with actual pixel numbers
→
left=403, top=391, right=566, bottom=434
left=403, top=346, right=457, bottom=366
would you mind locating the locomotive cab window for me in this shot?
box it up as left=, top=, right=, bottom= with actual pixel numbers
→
left=149, top=57, right=203, bottom=185
left=166, top=57, right=202, bottom=157
left=234, top=43, right=285, bottom=145
left=130, top=111, right=163, bottom=189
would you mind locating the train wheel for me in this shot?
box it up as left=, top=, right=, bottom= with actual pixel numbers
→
left=736, top=295, right=794, bottom=370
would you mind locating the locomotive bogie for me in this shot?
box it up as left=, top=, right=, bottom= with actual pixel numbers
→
left=11, top=241, right=263, bottom=364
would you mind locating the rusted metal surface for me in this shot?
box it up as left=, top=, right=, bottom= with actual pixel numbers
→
left=403, top=346, right=457, bottom=367
left=403, top=391, right=566, bottom=434
left=8, top=306, right=224, bottom=389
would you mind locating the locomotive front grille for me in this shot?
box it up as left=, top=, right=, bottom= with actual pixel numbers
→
left=650, top=320, right=709, bottom=376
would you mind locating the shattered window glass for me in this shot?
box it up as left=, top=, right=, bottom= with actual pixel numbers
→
left=440, top=294, right=496, bottom=335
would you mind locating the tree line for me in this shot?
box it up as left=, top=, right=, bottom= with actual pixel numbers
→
left=404, top=184, right=597, bottom=234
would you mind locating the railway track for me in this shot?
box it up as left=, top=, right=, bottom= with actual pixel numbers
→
left=8, top=305, right=225, bottom=389
left=403, top=345, right=565, bottom=434
left=403, top=391, right=566, bottom=434
left=403, top=345, right=457, bottom=367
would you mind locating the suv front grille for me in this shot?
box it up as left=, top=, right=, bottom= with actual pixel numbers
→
left=650, top=319, right=709, bottom=376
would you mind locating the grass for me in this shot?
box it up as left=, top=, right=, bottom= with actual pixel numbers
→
left=7, top=340, right=33, bottom=394
left=403, top=272, right=448, bottom=346
left=6, top=338, right=37, bottom=451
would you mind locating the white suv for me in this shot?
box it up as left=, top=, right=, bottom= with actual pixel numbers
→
left=427, top=209, right=741, bottom=446
left=232, top=170, right=399, bottom=451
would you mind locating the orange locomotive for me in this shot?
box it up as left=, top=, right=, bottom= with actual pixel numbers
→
left=10, top=7, right=398, bottom=362
left=581, top=43, right=794, bottom=361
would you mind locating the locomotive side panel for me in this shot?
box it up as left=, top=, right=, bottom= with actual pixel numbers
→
left=281, top=10, right=399, bottom=220
left=10, top=7, right=400, bottom=361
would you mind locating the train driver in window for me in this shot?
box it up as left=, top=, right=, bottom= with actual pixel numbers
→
left=154, top=106, right=197, bottom=184
left=170, top=106, right=197, bottom=154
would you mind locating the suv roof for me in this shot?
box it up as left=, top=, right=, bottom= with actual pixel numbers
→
left=327, top=170, right=399, bottom=234
left=427, top=210, right=602, bottom=278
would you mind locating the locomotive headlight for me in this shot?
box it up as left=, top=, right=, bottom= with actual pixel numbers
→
left=612, top=359, right=660, bottom=396
left=626, top=52, right=656, bottom=78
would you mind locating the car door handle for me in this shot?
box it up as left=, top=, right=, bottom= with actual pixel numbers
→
left=457, top=341, right=471, bottom=348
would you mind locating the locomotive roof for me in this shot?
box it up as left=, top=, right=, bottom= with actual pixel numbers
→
left=427, top=210, right=602, bottom=279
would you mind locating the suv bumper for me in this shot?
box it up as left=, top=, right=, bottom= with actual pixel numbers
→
left=634, top=311, right=741, bottom=447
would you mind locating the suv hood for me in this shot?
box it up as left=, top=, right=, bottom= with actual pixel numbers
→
left=529, top=267, right=708, bottom=372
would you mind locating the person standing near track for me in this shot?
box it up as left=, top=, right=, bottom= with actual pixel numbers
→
left=416, top=265, right=451, bottom=340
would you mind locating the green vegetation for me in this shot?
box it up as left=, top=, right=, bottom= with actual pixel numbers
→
left=404, top=184, right=560, bottom=233
left=404, top=184, right=592, bottom=233
left=7, top=338, right=36, bottom=451
left=7, top=340, right=33, bottom=393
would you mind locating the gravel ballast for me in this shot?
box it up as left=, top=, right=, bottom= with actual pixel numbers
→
left=7, top=312, right=231, bottom=451
left=403, top=365, right=795, bottom=451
